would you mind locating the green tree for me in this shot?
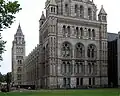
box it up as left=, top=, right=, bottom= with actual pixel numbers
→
left=0, top=0, right=22, bottom=61
left=0, top=72, right=12, bottom=92
left=6, top=72, right=11, bottom=92
left=0, top=34, right=6, bottom=61
left=0, top=72, right=3, bottom=82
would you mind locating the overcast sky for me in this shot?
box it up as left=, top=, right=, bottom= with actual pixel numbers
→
left=0, top=0, right=120, bottom=74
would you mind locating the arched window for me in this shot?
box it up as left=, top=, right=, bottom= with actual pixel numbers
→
left=102, top=16, right=106, bottom=21
left=17, top=74, right=21, bottom=80
left=20, top=60, right=22, bottom=64
left=92, top=29, right=95, bottom=39
left=63, top=61, right=66, bottom=73
left=92, top=62, right=95, bottom=73
left=87, top=44, right=97, bottom=58
left=67, top=61, right=71, bottom=73
left=76, top=27, right=79, bottom=38
left=61, top=42, right=72, bottom=58
left=88, top=8, right=92, bottom=20
left=88, top=63, right=92, bottom=73
left=51, top=7, right=53, bottom=12
left=75, top=62, right=84, bottom=73
left=17, top=67, right=22, bottom=72
left=80, top=27, right=84, bottom=37
left=54, top=7, right=55, bottom=12
left=17, top=60, right=19, bottom=64
left=57, top=6, right=58, bottom=14
left=80, top=5, right=84, bottom=18
left=75, top=4, right=78, bottom=14
left=65, top=4, right=69, bottom=15
left=80, top=63, right=84, bottom=73
left=22, top=38, right=24, bottom=41
left=18, top=60, right=22, bottom=64
left=88, top=29, right=91, bottom=38
left=62, top=61, right=72, bottom=74
left=67, top=26, right=71, bottom=37
left=41, top=21, right=44, bottom=25
left=63, top=25, right=66, bottom=37
left=88, top=62, right=94, bottom=74
left=75, top=43, right=85, bottom=58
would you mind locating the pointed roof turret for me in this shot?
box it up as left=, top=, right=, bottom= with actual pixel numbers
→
left=40, top=11, right=46, bottom=20
left=15, top=23, right=23, bottom=36
left=98, top=5, right=107, bottom=15
left=49, top=0, right=57, bottom=6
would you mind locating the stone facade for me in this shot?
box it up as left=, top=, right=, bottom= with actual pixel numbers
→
left=12, top=24, right=25, bottom=85
left=22, top=0, right=108, bottom=89
left=23, top=44, right=43, bottom=88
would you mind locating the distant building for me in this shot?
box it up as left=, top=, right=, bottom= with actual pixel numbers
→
left=117, top=32, right=120, bottom=87
left=108, top=32, right=120, bottom=87
left=11, top=24, right=25, bottom=86
left=108, top=33, right=118, bottom=87
left=23, top=44, right=42, bottom=88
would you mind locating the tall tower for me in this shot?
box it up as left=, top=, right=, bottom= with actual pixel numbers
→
left=12, top=24, right=25, bottom=86
left=98, top=5, right=108, bottom=86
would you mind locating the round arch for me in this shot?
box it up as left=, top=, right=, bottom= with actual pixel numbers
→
left=87, top=44, right=97, bottom=58
left=61, top=41, right=73, bottom=58
left=75, top=42, right=85, bottom=58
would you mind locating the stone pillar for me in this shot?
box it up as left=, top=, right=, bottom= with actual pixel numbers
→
left=85, top=61, right=88, bottom=75
left=84, top=6, right=88, bottom=19
left=72, top=60, right=75, bottom=75
left=58, top=59, right=61, bottom=76
left=71, top=3, right=75, bottom=17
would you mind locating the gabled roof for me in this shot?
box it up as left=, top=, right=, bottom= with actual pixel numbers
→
left=99, top=5, right=107, bottom=15
left=40, top=11, right=46, bottom=20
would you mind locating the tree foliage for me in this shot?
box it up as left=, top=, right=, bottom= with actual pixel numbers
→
left=6, top=72, right=11, bottom=84
left=0, top=72, right=6, bottom=82
left=0, top=0, right=22, bottom=30
left=0, top=34, right=6, bottom=61
left=0, top=72, right=12, bottom=83
left=0, top=0, right=22, bottom=61
left=0, top=72, right=4, bottom=82
left=0, top=72, right=12, bottom=92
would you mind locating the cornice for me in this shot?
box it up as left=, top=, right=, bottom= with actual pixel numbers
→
left=48, top=14, right=107, bottom=27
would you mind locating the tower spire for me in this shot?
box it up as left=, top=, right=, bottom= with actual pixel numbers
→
left=40, top=11, right=46, bottom=20
left=98, top=5, right=107, bottom=22
left=15, top=23, right=23, bottom=36
left=98, top=5, right=107, bottom=15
